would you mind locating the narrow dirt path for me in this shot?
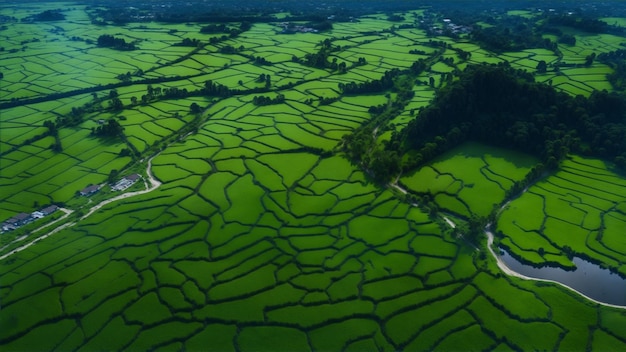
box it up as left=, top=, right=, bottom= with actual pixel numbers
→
left=485, top=227, right=626, bottom=310
left=0, top=155, right=162, bottom=261
left=80, top=156, right=161, bottom=220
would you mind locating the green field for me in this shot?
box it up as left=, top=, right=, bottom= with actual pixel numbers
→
left=1, top=3, right=626, bottom=351
left=401, top=142, right=538, bottom=217
left=497, top=156, right=626, bottom=275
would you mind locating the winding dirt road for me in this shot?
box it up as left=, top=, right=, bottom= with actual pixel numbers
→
left=0, top=155, right=162, bottom=261
left=80, top=156, right=161, bottom=221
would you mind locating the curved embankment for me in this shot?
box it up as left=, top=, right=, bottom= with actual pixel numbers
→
left=0, top=156, right=162, bottom=261
left=485, top=228, right=626, bottom=310
left=80, top=156, right=162, bottom=220
left=390, top=179, right=624, bottom=309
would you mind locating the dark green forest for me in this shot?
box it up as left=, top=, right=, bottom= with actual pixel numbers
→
left=344, top=64, right=626, bottom=184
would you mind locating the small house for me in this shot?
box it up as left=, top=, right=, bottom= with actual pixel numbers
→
left=41, top=205, right=58, bottom=215
left=32, top=211, right=45, bottom=219
left=126, top=174, right=140, bottom=182
left=3, top=212, right=33, bottom=228
left=80, top=184, right=101, bottom=196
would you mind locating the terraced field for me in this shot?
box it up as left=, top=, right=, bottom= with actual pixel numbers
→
left=1, top=3, right=626, bottom=351
left=497, top=156, right=626, bottom=275
left=400, top=142, right=538, bottom=218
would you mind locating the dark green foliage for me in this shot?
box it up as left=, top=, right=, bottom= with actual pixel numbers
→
left=203, top=80, right=232, bottom=97
left=395, top=63, right=626, bottom=170
left=546, top=14, right=617, bottom=34
left=339, top=69, right=400, bottom=94
left=536, top=60, right=547, bottom=73
left=252, top=94, right=284, bottom=106
left=173, top=38, right=201, bottom=47
left=200, top=24, right=229, bottom=34
left=93, top=119, right=124, bottom=138
left=470, top=25, right=557, bottom=53
left=558, top=34, right=576, bottom=46
left=24, top=9, right=65, bottom=22
left=387, top=14, right=405, bottom=22
left=96, top=35, right=137, bottom=50
left=190, top=103, right=202, bottom=114
left=108, top=169, right=118, bottom=184
left=598, top=49, right=626, bottom=92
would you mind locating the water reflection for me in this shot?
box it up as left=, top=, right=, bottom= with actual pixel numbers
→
left=500, top=249, right=626, bottom=306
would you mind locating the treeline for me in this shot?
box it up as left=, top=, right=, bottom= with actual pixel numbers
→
left=96, top=35, right=137, bottom=50
left=470, top=24, right=557, bottom=53
left=394, top=63, right=626, bottom=171
left=252, top=94, right=285, bottom=106
left=200, top=22, right=251, bottom=36
left=545, top=14, right=622, bottom=34
left=173, top=38, right=201, bottom=47
left=92, top=119, right=124, bottom=138
left=598, top=49, right=626, bottom=92
left=22, top=10, right=65, bottom=22
left=339, top=69, right=400, bottom=95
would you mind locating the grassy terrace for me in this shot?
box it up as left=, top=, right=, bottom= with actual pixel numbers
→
left=497, top=156, right=626, bottom=275
left=1, top=3, right=626, bottom=351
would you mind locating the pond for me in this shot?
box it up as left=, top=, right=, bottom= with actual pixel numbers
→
left=500, top=249, right=626, bottom=307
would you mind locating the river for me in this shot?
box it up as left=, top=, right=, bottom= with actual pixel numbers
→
left=500, top=250, right=626, bottom=306
left=486, top=229, right=626, bottom=309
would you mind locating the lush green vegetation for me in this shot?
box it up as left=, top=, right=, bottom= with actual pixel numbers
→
left=1, top=1, right=626, bottom=351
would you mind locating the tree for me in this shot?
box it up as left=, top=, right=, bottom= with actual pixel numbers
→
left=190, top=102, right=202, bottom=114
left=108, top=169, right=118, bottom=184
left=585, top=53, right=596, bottom=67
left=109, top=97, right=123, bottom=111
left=536, top=60, right=547, bottom=74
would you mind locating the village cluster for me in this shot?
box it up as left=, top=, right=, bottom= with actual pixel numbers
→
left=1, top=205, right=59, bottom=233
left=1, top=173, right=141, bottom=233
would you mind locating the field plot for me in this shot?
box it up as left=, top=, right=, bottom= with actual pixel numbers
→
left=1, top=4, right=626, bottom=352
left=400, top=142, right=538, bottom=217
left=497, top=155, right=626, bottom=274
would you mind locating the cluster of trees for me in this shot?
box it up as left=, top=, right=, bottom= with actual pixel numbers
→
left=252, top=94, right=285, bottom=106
left=598, top=49, right=626, bottom=92
left=200, top=21, right=251, bottom=37
left=202, top=80, right=232, bottom=97
left=394, top=63, right=626, bottom=172
left=252, top=56, right=271, bottom=66
left=23, top=9, right=65, bottom=22
left=470, top=25, right=557, bottom=53
left=200, top=24, right=230, bottom=34
left=339, top=69, right=400, bottom=95
left=108, top=89, right=123, bottom=111
left=256, top=74, right=271, bottom=88
left=43, top=120, right=62, bottom=152
left=173, top=38, right=201, bottom=47
left=296, top=39, right=336, bottom=69
left=92, top=119, right=124, bottom=138
left=292, top=38, right=365, bottom=73
left=545, top=15, right=617, bottom=34
left=96, top=35, right=137, bottom=50
left=342, top=74, right=420, bottom=183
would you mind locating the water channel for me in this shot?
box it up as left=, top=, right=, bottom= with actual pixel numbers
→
left=500, top=249, right=626, bottom=307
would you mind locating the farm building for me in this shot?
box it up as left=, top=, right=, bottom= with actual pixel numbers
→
left=80, top=184, right=101, bottom=196
left=32, top=205, right=59, bottom=219
left=2, top=212, right=33, bottom=231
left=111, top=174, right=141, bottom=191
left=41, top=205, right=58, bottom=215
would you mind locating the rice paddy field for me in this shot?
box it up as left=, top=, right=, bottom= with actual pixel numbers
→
left=400, top=142, right=538, bottom=218
left=1, top=2, right=626, bottom=351
left=497, top=156, right=626, bottom=276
